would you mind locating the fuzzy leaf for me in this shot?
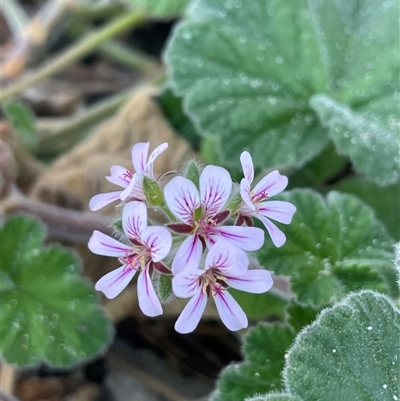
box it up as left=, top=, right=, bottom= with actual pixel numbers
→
left=0, top=216, right=113, bottom=367
left=257, top=190, right=396, bottom=307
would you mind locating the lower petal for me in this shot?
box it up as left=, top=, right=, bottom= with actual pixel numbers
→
left=258, top=201, right=296, bottom=224
left=257, top=215, right=286, bottom=247
left=226, top=269, right=273, bottom=294
left=89, top=191, right=121, bottom=211
left=137, top=268, right=163, bottom=317
left=213, top=290, right=248, bottom=331
left=174, top=290, right=208, bottom=334
left=215, top=226, right=265, bottom=251
left=95, top=265, right=136, bottom=299
left=120, top=174, right=137, bottom=201
left=88, top=230, right=133, bottom=256
left=172, top=234, right=203, bottom=275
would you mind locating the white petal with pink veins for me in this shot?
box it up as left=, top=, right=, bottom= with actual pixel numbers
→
left=95, top=265, right=137, bottom=299
left=240, top=178, right=255, bottom=210
left=172, top=269, right=203, bottom=298
left=106, top=165, right=131, bottom=187
left=215, top=226, right=265, bottom=251
left=257, top=214, right=286, bottom=247
left=240, top=151, right=254, bottom=183
left=258, top=201, right=296, bottom=224
left=122, top=201, right=147, bottom=242
left=145, top=142, right=168, bottom=176
left=175, top=289, right=208, bottom=334
left=171, top=234, right=203, bottom=275
left=119, top=173, right=137, bottom=201
left=205, top=240, right=237, bottom=272
left=131, top=142, right=149, bottom=175
left=252, top=170, right=288, bottom=199
left=137, top=268, right=163, bottom=317
left=88, top=230, right=133, bottom=256
left=225, top=269, right=273, bottom=293
left=142, top=226, right=172, bottom=262
left=89, top=192, right=122, bottom=211
left=213, top=290, right=248, bottom=331
left=200, top=165, right=232, bottom=217
left=164, top=176, right=199, bottom=224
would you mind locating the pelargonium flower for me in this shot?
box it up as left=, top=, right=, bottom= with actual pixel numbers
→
left=89, top=142, right=168, bottom=211
left=164, top=165, right=265, bottom=275
left=88, top=201, right=172, bottom=317
left=173, top=240, right=273, bottom=333
left=238, top=151, right=296, bottom=248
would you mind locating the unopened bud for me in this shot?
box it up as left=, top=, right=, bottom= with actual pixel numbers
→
left=143, top=176, right=164, bottom=206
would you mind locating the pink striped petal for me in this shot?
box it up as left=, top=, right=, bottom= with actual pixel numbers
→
left=240, top=178, right=255, bottom=210
left=131, top=142, right=149, bottom=175
left=240, top=151, right=254, bottom=183
left=258, top=201, right=296, bottom=224
left=120, top=173, right=137, bottom=201
left=215, top=226, right=265, bottom=251
left=137, top=268, right=163, bottom=317
left=106, top=165, right=131, bottom=188
left=172, top=269, right=203, bottom=298
left=225, top=269, right=273, bottom=293
left=175, top=289, right=208, bottom=334
left=257, top=214, right=286, bottom=247
left=122, top=201, right=147, bottom=242
left=252, top=170, right=288, bottom=199
left=205, top=240, right=237, bottom=272
left=95, top=265, right=137, bottom=299
left=171, top=234, right=203, bottom=275
left=145, top=142, right=168, bottom=177
left=213, top=290, right=248, bottom=331
left=142, top=226, right=172, bottom=262
left=164, top=176, right=199, bottom=224
left=88, top=230, right=133, bottom=256
left=231, top=248, right=250, bottom=276
left=200, top=166, right=232, bottom=217
left=89, top=191, right=121, bottom=211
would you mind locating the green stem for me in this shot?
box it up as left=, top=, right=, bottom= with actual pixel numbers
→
left=1, top=11, right=145, bottom=103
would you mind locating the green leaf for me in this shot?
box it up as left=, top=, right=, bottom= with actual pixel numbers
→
left=311, top=95, right=399, bottom=186
left=184, top=159, right=200, bottom=188
left=211, top=324, right=295, bottom=401
left=126, top=0, right=190, bottom=17
left=0, top=217, right=113, bottom=367
left=286, top=302, right=319, bottom=333
left=257, top=189, right=396, bottom=307
left=282, top=291, right=400, bottom=401
left=247, top=395, right=299, bottom=401
left=395, top=243, right=400, bottom=292
left=332, top=176, right=400, bottom=240
left=3, top=101, right=37, bottom=150
left=157, top=274, right=174, bottom=303
left=165, top=0, right=398, bottom=175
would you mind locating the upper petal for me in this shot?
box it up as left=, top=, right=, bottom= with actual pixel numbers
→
left=171, top=234, right=203, bottom=275
left=137, top=268, right=163, bottom=317
left=131, top=142, right=149, bottom=175
left=122, top=201, right=147, bottom=242
left=172, top=269, right=204, bottom=298
left=89, top=192, right=121, bottom=211
left=213, top=289, right=248, bottom=331
left=240, top=178, right=255, bottom=211
left=174, top=289, right=208, bottom=334
left=215, top=226, right=265, bottom=251
left=252, top=170, right=288, bottom=199
left=240, top=151, right=254, bottom=183
left=145, top=142, right=168, bottom=177
left=106, top=165, right=131, bottom=188
left=257, top=214, right=286, bottom=247
left=258, top=201, right=296, bottom=224
left=205, top=240, right=237, bottom=272
left=88, top=230, right=133, bottom=257
left=119, top=173, right=138, bottom=201
left=200, top=165, right=232, bottom=217
left=95, top=265, right=137, bottom=299
left=225, top=269, right=273, bottom=294
left=142, top=226, right=172, bottom=262
left=164, top=176, right=199, bottom=224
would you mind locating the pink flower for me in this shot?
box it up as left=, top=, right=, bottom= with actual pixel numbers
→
left=238, top=151, right=296, bottom=248
left=89, top=142, right=168, bottom=211
left=164, top=165, right=265, bottom=275
left=173, top=240, right=273, bottom=333
left=88, top=201, right=172, bottom=317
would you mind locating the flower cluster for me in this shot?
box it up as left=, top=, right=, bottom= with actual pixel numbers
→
left=88, top=143, right=296, bottom=333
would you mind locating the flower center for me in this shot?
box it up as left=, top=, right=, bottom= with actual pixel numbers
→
left=251, top=189, right=269, bottom=203
left=119, top=247, right=150, bottom=271
left=200, top=269, right=227, bottom=295
left=194, top=217, right=217, bottom=242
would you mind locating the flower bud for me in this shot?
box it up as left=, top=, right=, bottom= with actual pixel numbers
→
left=143, top=176, right=164, bottom=206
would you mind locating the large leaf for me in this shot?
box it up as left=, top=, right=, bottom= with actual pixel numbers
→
left=0, top=216, right=113, bottom=367
left=257, top=189, right=396, bottom=307
left=165, top=0, right=398, bottom=178
left=311, top=95, right=399, bottom=186
left=126, top=0, right=190, bottom=17
left=210, top=324, right=294, bottom=401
